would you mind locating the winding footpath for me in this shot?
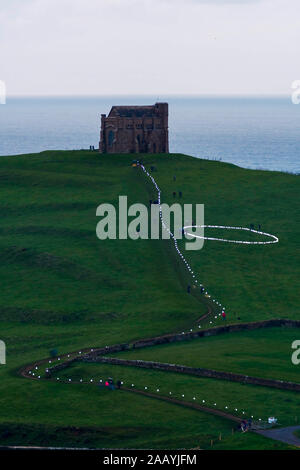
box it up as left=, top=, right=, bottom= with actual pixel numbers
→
left=19, top=163, right=298, bottom=445
left=140, top=163, right=279, bottom=314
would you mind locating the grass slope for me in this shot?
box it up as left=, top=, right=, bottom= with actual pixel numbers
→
left=55, top=362, right=300, bottom=427
left=111, top=326, right=300, bottom=383
left=0, top=150, right=298, bottom=449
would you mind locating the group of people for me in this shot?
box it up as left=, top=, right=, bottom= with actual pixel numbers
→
left=172, top=174, right=183, bottom=199
left=250, top=223, right=262, bottom=231
left=100, top=378, right=123, bottom=391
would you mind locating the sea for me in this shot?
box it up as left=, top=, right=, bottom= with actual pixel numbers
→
left=0, top=95, right=299, bottom=173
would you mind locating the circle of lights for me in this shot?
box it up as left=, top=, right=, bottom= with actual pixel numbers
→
left=139, top=163, right=279, bottom=316
left=183, top=225, right=279, bottom=245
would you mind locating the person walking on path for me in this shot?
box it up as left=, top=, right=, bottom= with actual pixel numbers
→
left=241, top=420, right=248, bottom=432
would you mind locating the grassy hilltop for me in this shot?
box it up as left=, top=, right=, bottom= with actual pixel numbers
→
left=0, top=150, right=298, bottom=449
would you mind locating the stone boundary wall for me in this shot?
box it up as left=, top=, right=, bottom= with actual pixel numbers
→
left=45, top=320, right=300, bottom=384
left=83, top=343, right=130, bottom=357
left=45, top=358, right=79, bottom=377
left=45, top=343, right=129, bottom=377
left=83, top=356, right=300, bottom=392
left=131, top=319, right=300, bottom=349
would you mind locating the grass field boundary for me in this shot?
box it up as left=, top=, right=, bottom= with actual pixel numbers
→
left=22, top=318, right=300, bottom=377
left=21, top=318, right=300, bottom=395
left=13, top=154, right=299, bottom=446
left=81, top=356, right=300, bottom=392
left=130, top=318, right=300, bottom=349
left=123, top=387, right=242, bottom=423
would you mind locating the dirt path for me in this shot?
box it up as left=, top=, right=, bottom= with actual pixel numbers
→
left=93, top=356, right=300, bottom=392
left=256, top=426, right=300, bottom=447
left=124, top=387, right=242, bottom=423
left=17, top=166, right=298, bottom=439
left=19, top=317, right=300, bottom=437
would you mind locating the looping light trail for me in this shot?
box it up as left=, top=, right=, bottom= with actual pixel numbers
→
left=139, top=163, right=279, bottom=317
left=183, top=225, right=279, bottom=245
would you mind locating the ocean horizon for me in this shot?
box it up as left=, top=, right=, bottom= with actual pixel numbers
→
left=0, top=95, right=299, bottom=174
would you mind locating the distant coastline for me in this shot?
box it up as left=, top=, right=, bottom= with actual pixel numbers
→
left=0, top=96, right=299, bottom=173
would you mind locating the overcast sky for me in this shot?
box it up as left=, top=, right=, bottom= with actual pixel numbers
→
left=0, top=0, right=299, bottom=96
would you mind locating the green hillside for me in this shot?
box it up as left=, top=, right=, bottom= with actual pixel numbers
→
left=113, top=326, right=300, bottom=383
left=0, top=150, right=298, bottom=449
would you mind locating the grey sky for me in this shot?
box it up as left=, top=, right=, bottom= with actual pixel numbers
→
left=1, top=0, right=299, bottom=95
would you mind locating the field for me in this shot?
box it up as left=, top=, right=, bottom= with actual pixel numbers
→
left=110, top=326, right=300, bottom=383
left=0, top=150, right=298, bottom=449
left=55, top=360, right=300, bottom=426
